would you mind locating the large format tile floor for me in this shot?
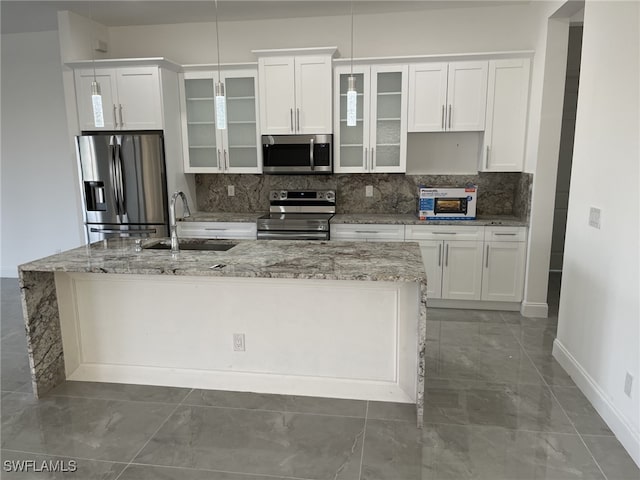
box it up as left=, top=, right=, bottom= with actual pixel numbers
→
left=1, top=275, right=638, bottom=479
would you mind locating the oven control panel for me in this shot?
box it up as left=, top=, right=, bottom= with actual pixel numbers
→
left=269, top=190, right=336, bottom=202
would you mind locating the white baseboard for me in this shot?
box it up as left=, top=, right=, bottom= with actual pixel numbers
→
left=520, top=301, right=549, bottom=317
left=427, top=299, right=520, bottom=311
left=68, top=363, right=416, bottom=404
left=1, top=266, right=18, bottom=278
left=553, top=339, right=640, bottom=468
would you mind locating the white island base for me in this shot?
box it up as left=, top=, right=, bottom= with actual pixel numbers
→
left=56, top=273, right=419, bottom=405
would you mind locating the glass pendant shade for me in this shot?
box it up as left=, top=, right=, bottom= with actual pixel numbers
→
left=91, top=80, right=104, bottom=128
left=215, top=81, right=227, bottom=130
left=346, top=75, right=357, bottom=127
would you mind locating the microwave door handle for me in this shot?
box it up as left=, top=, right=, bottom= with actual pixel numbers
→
left=310, top=138, right=315, bottom=171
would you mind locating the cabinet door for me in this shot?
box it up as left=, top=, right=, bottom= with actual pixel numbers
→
left=75, top=69, right=117, bottom=131
left=446, top=61, right=488, bottom=131
left=407, top=63, right=448, bottom=132
left=180, top=74, right=221, bottom=173
left=418, top=241, right=443, bottom=299
left=258, top=56, right=296, bottom=134
left=222, top=71, right=262, bottom=173
left=482, top=58, right=531, bottom=172
left=116, top=67, right=163, bottom=130
left=370, top=65, right=408, bottom=173
left=481, top=241, right=526, bottom=302
left=334, top=65, right=371, bottom=173
left=441, top=240, right=484, bottom=300
left=295, top=56, right=332, bottom=134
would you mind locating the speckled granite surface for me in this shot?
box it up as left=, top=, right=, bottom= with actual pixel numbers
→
left=182, top=212, right=265, bottom=223
left=330, top=214, right=528, bottom=226
left=18, top=239, right=427, bottom=425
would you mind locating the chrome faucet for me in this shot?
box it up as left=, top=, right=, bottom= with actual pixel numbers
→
left=169, top=191, right=191, bottom=253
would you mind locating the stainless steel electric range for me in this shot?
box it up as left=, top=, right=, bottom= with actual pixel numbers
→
left=257, top=190, right=335, bottom=241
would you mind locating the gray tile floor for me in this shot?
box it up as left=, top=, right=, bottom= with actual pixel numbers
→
left=1, top=275, right=639, bottom=479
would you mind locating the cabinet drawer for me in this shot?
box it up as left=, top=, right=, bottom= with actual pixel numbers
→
left=178, top=221, right=257, bottom=239
left=405, top=225, right=483, bottom=242
left=331, top=224, right=405, bottom=242
left=484, top=226, right=527, bottom=242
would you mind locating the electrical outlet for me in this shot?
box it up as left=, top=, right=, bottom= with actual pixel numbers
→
left=624, top=372, right=633, bottom=397
left=227, top=185, right=235, bottom=197
left=588, top=207, right=601, bottom=229
left=365, top=185, right=373, bottom=197
left=233, top=333, right=245, bottom=352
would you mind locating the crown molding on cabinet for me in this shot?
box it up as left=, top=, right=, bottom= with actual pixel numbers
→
left=252, top=46, right=338, bottom=57
left=65, top=57, right=182, bottom=72
left=332, top=50, right=535, bottom=66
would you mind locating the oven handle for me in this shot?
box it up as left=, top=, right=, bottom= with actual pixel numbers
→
left=257, top=231, right=328, bottom=240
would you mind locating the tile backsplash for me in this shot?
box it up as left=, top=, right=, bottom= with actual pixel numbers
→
left=196, top=172, right=532, bottom=220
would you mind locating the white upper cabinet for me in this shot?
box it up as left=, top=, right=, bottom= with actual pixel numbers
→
left=408, top=61, right=488, bottom=132
left=180, top=69, right=261, bottom=174
left=256, top=49, right=334, bottom=135
left=75, top=66, right=163, bottom=131
left=481, top=58, right=531, bottom=172
left=334, top=64, right=408, bottom=173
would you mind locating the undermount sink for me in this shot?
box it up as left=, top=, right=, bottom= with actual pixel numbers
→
left=144, top=239, right=238, bottom=252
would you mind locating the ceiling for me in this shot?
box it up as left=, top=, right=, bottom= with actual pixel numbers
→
left=1, top=1, right=529, bottom=34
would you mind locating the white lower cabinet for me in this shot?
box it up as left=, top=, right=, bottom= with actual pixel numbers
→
left=177, top=221, right=257, bottom=240
left=330, top=224, right=405, bottom=242
left=406, top=225, right=484, bottom=301
left=481, top=227, right=527, bottom=302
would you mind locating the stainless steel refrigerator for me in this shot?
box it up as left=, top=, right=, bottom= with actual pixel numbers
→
left=76, top=132, right=169, bottom=243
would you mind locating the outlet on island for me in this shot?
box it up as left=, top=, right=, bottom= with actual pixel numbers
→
left=365, top=185, right=373, bottom=197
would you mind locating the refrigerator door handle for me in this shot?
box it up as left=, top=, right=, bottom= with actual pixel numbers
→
left=114, top=138, right=127, bottom=217
left=108, top=137, right=121, bottom=216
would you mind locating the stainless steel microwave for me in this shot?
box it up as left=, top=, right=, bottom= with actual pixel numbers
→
left=262, top=134, right=332, bottom=174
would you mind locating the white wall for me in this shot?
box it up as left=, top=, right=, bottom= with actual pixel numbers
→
left=554, top=0, right=639, bottom=466
left=1, top=30, right=84, bottom=277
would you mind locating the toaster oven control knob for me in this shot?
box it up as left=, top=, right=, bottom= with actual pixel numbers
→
left=325, top=191, right=335, bottom=201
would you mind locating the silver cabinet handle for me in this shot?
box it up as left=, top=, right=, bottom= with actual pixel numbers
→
left=296, top=108, right=300, bottom=133
left=438, top=243, right=442, bottom=267
left=113, top=105, right=118, bottom=128
left=364, top=147, right=368, bottom=170
left=486, top=244, right=490, bottom=268
left=204, top=228, right=228, bottom=231
left=217, top=149, right=222, bottom=170
left=309, top=138, right=315, bottom=170
left=445, top=243, right=449, bottom=267
left=355, top=231, right=380, bottom=234
left=495, top=232, right=517, bottom=236
left=441, top=105, right=445, bottom=130
left=224, top=149, right=229, bottom=170
left=371, top=147, right=375, bottom=171
left=448, top=104, right=452, bottom=129
left=118, top=104, right=124, bottom=128
left=433, top=232, right=456, bottom=235
left=486, top=145, right=490, bottom=168
left=290, top=108, right=294, bottom=132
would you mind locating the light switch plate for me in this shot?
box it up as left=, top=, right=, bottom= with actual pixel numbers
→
left=588, top=207, right=601, bottom=229
left=624, top=372, right=633, bottom=397
left=365, top=185, right=373, bottom=197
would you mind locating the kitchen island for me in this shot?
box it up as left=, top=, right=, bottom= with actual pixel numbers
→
left=19, top=239, right=427, bottom=425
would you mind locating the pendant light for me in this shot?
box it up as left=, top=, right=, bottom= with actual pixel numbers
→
left=346, top=0, right=357, bottom=127
left=89, top=2, right=104, bottom=127
left=214, top=0, right=227, bottom=130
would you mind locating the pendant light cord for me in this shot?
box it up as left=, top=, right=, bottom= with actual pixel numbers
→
left=215, top=0, right=221, bottom=78
left=350, top=0, right=354, bottom=75
left=89, top=1, right=97, bottom=82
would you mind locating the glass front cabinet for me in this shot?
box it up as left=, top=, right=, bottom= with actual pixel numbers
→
left=180, top=69, right=261, bottom=173
left=333, top=64, right=408, bottom=173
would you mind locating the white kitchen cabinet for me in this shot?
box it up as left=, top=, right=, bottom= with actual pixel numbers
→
left=405, top=225, right=484, bottom=300
left=334, top=64, right=408, bottom=173
left=177, top=221, right=257, bottom=239
left=256, top=50, right=334, bottom=135
left=180, top=69, right=261, bottom=174
left=331, top=224, right=405, bottom=242
left=481, top=58, right=531, bottom=172
left=408, top=61, right=488, bottom=132
left=481, top=226, right=527, bottom=302
left=75, top=67, right=163, bottom=131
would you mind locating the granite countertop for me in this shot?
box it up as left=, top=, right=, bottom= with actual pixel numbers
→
left=19, top=239, right=427, bottom=286
left=181, top=212, right=266, bottom=223
left=330, top=214, right=528, bottom=226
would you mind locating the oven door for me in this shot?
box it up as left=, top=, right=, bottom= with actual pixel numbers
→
left=434, top=197, right=468, bottom=215
left=262, top=134, right=332, bottom=174
left=257, top=231, right=329, bottom=241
